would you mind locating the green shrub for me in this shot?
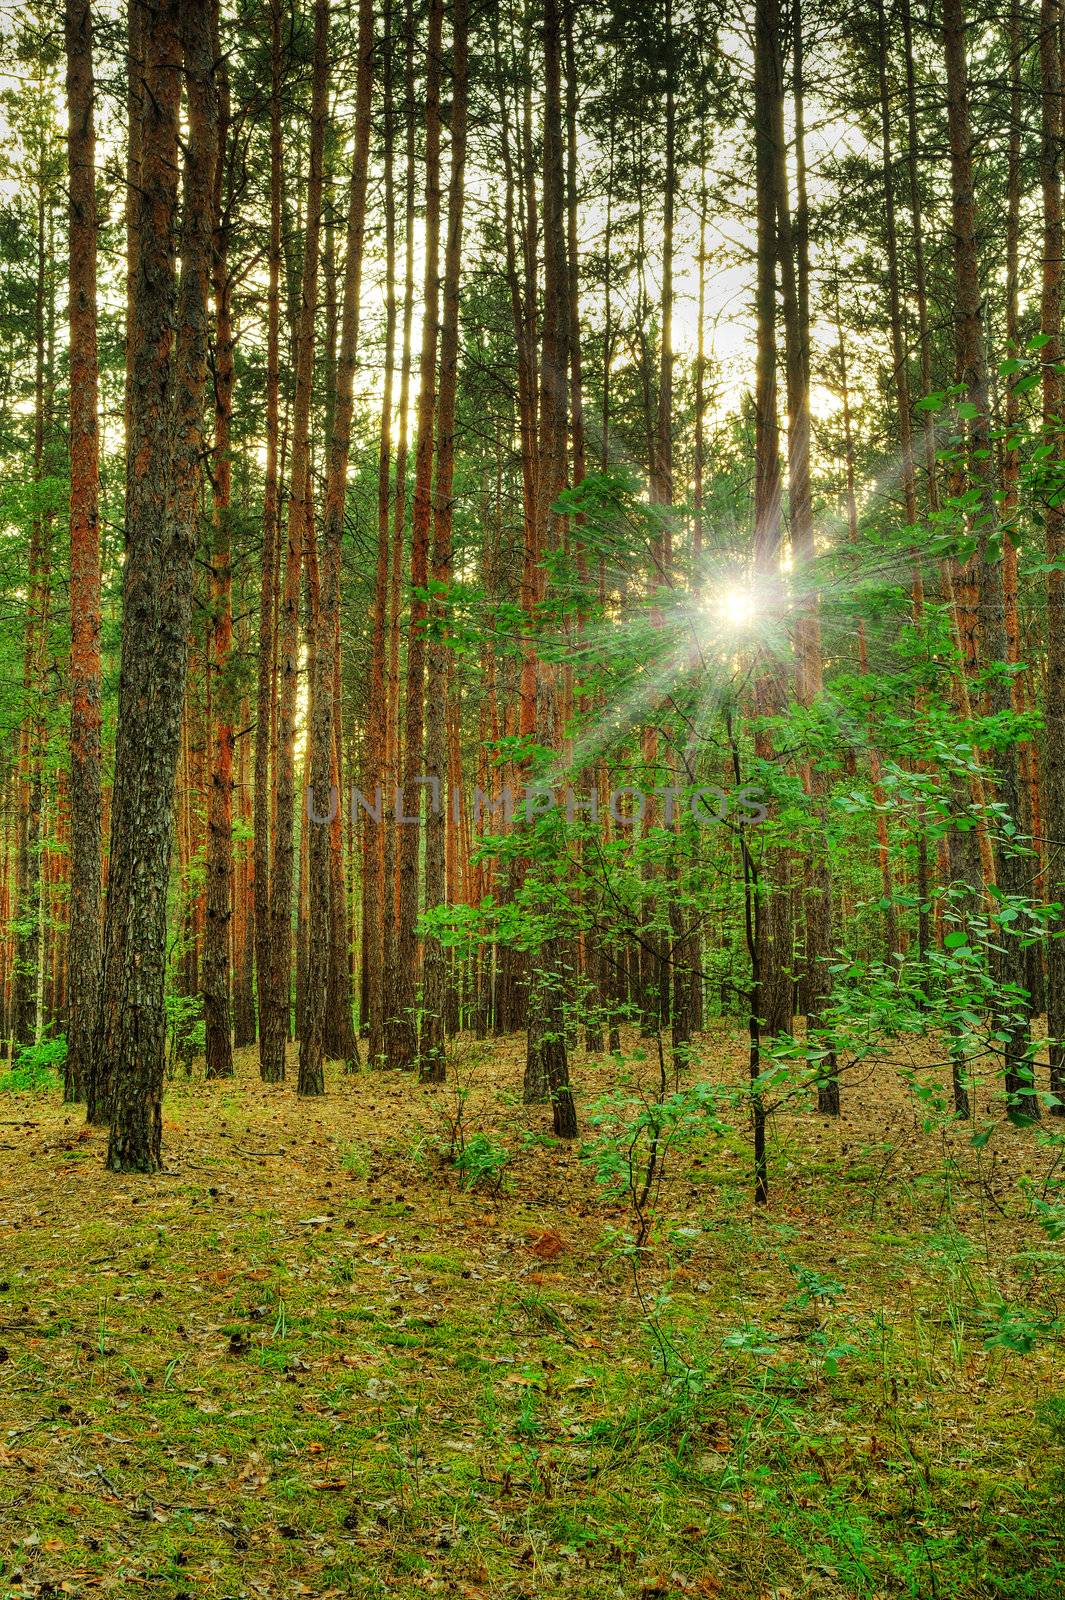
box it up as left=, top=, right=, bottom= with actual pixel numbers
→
left=0, top=1034, right=66, bottom=1093
left=454, top=1131, right=510, bottom=1193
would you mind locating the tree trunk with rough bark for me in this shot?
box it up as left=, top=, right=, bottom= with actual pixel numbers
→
left=391, top=0, right=443, bottom=1071
left=261, top=0, right=329, bottom=1086
left=524, top=0, right=577, bottom=1138
left=204, top=17, right=234, bottom=1082
left=301, top=0, right=373, bottom=1095
left=755, top=0, right=792, bottom=1043
left=1002, top=0, right=1046, bottom=1016
left=1040, top=0, right=1065, bottom=1113
left=383, top=0, right=417, bottom=1059
left=943, top=0, right=1035, bottom=1120
left=101, top=0, right=218, bottom=1171
left=367, top=0, right=397, bottom=1071
left=65, top=0, right=102, bottom=1107
left=421, top=0, right=469, bottom=1084
left=752, top=0, right=793, bottom=1103
left=254, top=0, right=284, bottom=1075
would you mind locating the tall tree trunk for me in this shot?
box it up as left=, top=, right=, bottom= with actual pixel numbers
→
left=368, top=0, right=397, bottom=1070
left=835, top=291, right=897, bottom=961
left=751, top=0, right=791, bottom=1192
left=563, top=0, right=603, bottom=1056
left=65, top=0, right=102, bottom=1106
left=784, top=2, right=838, bottom=1107
left=383, top=0, right=417, bottom=1057
left=899, top=0, right=940, bottom=981
left=491, top=16, right=538, bottom=1039
left=254, top=0, right=283, bottom=1075
left=301, top=0, right=373, bottom=1094
left=14, top=157, right=52, bottom=1055
left=1040, top=0, right=1065, bottom=1112
left=101, top=0, right=219, bottom=1171
left=771, top=0, right=819, bottom=1075
left=261, top=0, right=329, bottom=1085
left=204, top=15, right=234, bottom=1081
left=943, top=0, right=1035, bottom=1119
left=1002, top=0, right=1045, bottom=1015
left=871, top=0, right=916, bottom=979
left=391, top=0, right=444, bottom=1071
left=901, top=0, right=992, bottom=930
left=524, top=0, right=577, bottom=1138
left=421, top=0, right=469, bottom=1084
left=878, top=0, right=936, bottom=993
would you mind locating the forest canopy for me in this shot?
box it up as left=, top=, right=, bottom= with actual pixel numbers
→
left=0, top=0, right=1056, bottom=1149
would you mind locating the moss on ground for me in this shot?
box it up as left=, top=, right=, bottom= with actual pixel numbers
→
left=0, top=1030, right=1062, bottom=1598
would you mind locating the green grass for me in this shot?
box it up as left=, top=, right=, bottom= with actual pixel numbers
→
left=0, top=1037, right=1062, bottom=1598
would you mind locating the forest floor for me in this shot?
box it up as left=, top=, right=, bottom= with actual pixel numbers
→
left=0, top=1023, right=1063, bottom=1600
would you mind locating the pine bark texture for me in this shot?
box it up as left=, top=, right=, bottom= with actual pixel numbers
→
left=421, top=0, right=469, bottom=1083
left=391, top=0, right=444, bottom=1071
left=253, top=0, right=284, bottom=1073
left=204, top=23, right=234, bottom=1082
left=65, top=0, right=102, bottom=1107
left=943, top=0, right=1035, bottom=1118
left=1040, top=0, right=1065, bottom=1112
left=524, top=0, right=577, bottom=1138
left=752, top=0, right=793, bottom=1050
left=101, top=0, right=218, bottom=1172
left=261, top=0, right=329, bottom=1086
left=301, top=0, right=373, bottom=1094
